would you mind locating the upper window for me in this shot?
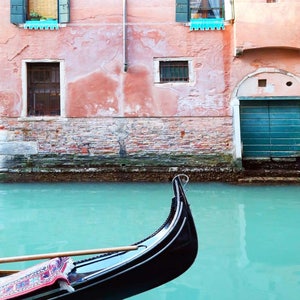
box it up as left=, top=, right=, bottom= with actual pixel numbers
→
left=10, top=0, right=70, bottom=29
left=190, top=0, right=224, bottom=19
left=176, top=0, right=233, bottom=29
left=28, top=0, right=58, bottom=21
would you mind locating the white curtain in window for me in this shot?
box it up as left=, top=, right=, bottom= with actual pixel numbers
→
left=208, top=0, right=221, bottom=18
left=224, top=0, right=234, bottom=20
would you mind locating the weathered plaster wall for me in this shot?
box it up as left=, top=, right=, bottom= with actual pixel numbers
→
left=232, top=49, right=300, bottom=98
left=0, top=0, right=234, bottom=163
left=234, top=0, right=300, bottom=51
left=62, top=12, right=233, bottom=118
left=1, top=1, right=234, bottom=117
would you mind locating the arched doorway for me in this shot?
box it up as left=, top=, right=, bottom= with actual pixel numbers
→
left=232, top=68, right=300, bottom=162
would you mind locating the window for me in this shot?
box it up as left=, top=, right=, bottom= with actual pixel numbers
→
left=154, top=59, right=193, bottom=83
left=258, top=79, right=267, bottom=87
left=28, top=0, right=57, bottom=20
left=160, top=61, right=189, bottom=82
left=190, top=0, right=224, bottom=19
left=176, top=0, right=233, bottom=26
left=10, top=0, right=70, bottom=28
left=27, top=63, right=60, bottom=116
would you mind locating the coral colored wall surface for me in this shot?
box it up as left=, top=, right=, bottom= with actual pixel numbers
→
left=0, top=0, right=232, bottom=119
left=0, top=0, right=300, bottom=165
left=234, top=0, right=300, bottom=51
left=0, top=0, right=234, bottom=160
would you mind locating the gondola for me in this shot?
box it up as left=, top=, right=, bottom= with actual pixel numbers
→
left=0, top=174, right=198, bottom=299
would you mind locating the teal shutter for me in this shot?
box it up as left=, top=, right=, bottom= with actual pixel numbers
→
left=58, top=0, right=70, bottom=23
left=240, top=100, right=300, bottom=158
left=10, top=0, right=26, bottom=24
left=240, top=101, right=271, bottom=158
left=176, top=0, right=189, bottom=22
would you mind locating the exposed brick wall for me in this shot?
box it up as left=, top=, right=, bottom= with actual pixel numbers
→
left=0, top=117, right=232, bottom=156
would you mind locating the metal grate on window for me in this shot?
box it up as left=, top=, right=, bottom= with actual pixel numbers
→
left=27, top=62, right=60, bottom=116
left=159, top=61, right=189, bottom=82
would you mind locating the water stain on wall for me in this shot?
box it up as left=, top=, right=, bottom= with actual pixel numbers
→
left=68, top=71, right=119, bottom=117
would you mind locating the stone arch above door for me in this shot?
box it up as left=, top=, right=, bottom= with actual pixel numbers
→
left=236, top=68, right=300, bottom=98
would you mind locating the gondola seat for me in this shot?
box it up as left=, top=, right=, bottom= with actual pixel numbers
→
left=0, top=257, right=74, bottom=299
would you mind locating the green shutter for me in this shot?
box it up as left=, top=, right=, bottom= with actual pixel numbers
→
left=10, top=0, right=26, bottom=24
left=176, top=0, right=189, bottom=22
left=58, top=0, right=70, bottom=23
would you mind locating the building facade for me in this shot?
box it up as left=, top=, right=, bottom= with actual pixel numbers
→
left=0, top=0, right=299, bottom=180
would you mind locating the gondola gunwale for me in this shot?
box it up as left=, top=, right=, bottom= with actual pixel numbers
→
left=67, top=187, right=184, bottom=283
left=80, top=206, right=187, bottom=285
left=55, top=197, right=186, bottom=296
left=76, top=196, right=183, bottom=279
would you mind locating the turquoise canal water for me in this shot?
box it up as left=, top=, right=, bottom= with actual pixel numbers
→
left=0, top=182, right=300, bottom=299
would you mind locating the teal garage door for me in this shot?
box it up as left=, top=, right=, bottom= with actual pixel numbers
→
left=240, top=100, right=300, bottom=159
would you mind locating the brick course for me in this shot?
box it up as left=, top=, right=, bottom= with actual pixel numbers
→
left=0, top=117, right=232, bottom=156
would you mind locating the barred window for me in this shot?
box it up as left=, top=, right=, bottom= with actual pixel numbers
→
left=159, top=61, right=189, bottom=82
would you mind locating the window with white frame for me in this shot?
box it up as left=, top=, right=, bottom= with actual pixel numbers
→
left=27, top=62, right=61, bottom=116
left=154, top=59, right=193, bottom=83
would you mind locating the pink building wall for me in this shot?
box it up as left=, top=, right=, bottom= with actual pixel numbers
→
left=0, top=0, right=299, bottom=171
left=0, top=1, right=232, bottom=118
left=0, top=0, right=234, bottom=163
left=234, top=0, right=300, bottom=52
left=232, top=0, right=300, bottom=160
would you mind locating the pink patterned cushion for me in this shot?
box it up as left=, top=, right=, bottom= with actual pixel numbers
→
left=0, top=257, right=74, bottom=299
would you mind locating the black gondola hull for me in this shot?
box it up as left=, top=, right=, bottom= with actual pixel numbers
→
left=58, top=210, right=197, bottom=299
